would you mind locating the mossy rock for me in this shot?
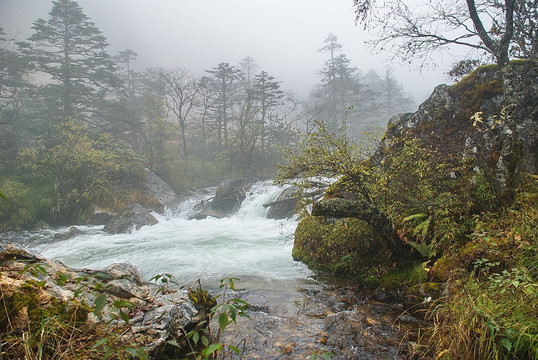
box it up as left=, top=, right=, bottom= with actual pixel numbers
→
left=0, top=281, right=89, bottom=333
left=405, top=282, right=445, bottom=304
left=293, top=215, right=393, bottom=278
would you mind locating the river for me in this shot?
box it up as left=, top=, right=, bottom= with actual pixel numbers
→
left=2, top=181, right=409, bottom=359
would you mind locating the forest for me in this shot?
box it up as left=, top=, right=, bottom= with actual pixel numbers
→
left=0, top=0, right=413, bottom=228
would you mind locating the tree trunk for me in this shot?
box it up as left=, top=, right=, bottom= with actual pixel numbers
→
left=466, top=0, right=515, bottom=66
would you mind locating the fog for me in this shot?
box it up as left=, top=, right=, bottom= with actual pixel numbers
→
left=0, top=0, right=454, bottom=102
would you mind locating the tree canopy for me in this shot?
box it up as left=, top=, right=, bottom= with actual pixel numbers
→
left=353, top=0, right=537, bottom=66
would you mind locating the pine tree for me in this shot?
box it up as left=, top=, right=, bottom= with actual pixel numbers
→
left=18, top=0, right=121, bottom=122
left=205, top=63, right=241, bottom=150
left=253, top=71, right=284, bottom=162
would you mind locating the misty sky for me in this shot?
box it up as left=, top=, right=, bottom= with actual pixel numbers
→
left=0, top=0, right=456, bottom=102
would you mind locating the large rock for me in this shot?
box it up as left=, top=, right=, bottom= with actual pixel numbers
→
left=0, top=244, right=202, bottom=358
left=87, top=208, right=114, bottom=225
left=104, top=204, right=158, bottom=234
left=383, top=61, right=537, bottom=195
left=265, top=186, right=299, bottom=219
left=293, top=216, right=413, bottom=278
left=145, top=168, right=180, bottom=210
left=210, top=178, right=253, bottom=214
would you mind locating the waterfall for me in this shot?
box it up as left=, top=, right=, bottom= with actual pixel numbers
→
left=30, top=181, right=311, bottom=286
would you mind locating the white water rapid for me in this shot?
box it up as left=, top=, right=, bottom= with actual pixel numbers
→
left=30, top=181, right=312, bottom=286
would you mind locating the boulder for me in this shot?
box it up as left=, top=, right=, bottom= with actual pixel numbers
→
left=103, top=204, right=158, bottom=234
left=68, top=226, right=82, bottom=238
left=0, top=244, right=203, bottom=358
left=210, top=178, right=253, bottom=214
left=293, top=216, right=414, bottom=279
left=382, top=61, right=537, bottom=196
left=145, top=168, right=180, bottom=210
left=265, top=186, right=299, bottom=220
left=87, top=210, right=114, bottom=225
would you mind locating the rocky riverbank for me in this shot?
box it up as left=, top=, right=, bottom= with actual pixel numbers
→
left=0, top=243, right=204, bottom=359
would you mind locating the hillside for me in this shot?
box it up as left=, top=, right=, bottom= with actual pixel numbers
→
left=289, top=60, right=537, bottom=359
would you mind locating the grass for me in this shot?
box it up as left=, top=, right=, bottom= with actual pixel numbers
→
left=410, top=175, right=538, bottom=360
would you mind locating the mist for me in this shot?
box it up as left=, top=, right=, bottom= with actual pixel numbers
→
left=0, top=0, right=451, bottom=101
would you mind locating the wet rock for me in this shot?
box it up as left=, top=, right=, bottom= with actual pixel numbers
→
left=145, top=168, right=180, bottom=210
left=382, top=61, right=537, bottom=196
left=0, top=244, right=202, bottom=357
left=87, top=210, right=114, bottom=225
left=103, top=204, right=158, bottom=234
left=373, top=285, right=405, bottom=303
left=91, top=263, right=146, bottom=285
left=188, top=209, right=228, bottom=220
left=104, top=278, right=150, bottom=299
left=0, top=243, right=45, bottom=263
left=68, top=226, right=82, bottom=238
left=210, top=178, right=253, bottom=214
left=265, top=186, right=298, bottom=220
left=324, top=306, right=404, bottom=360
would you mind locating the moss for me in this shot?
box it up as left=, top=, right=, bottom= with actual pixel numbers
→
left=448, top=65, right=504, bottom=124
left=378, top=261, right=428, bottom=291
left=293, top=215, right=393, bottom=278
left=44, top=297, right=89, bottom=325
left=0, top=284, right=42, bottom=330
left=0, top=280, right=91, bottom=335
left=188, top=287, right=217, bottom=313
left=430, top=255, right=456, bottom=282
left=405, top=282, right=444, bottom=303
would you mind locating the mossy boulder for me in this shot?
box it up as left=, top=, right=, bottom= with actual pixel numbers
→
left=383, top=60, right=537, bottom=198
left=293, top=215, right=406, bottom=279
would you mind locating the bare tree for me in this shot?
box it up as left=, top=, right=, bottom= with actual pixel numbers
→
left=353, top=0, right=535, bottom=66
left=160, top=67, right=199, bottom=168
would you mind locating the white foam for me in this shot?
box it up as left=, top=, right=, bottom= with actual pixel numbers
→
left=32, top=181, right=311, bottom=285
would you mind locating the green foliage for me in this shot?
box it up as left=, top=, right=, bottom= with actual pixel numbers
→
left=0, top=119, right=152, bottom=228
left=310, top=351, right=335, bottom=360
left=182, top=277, right=249, bottom=360
left=415, top=175, right=538, bottom=359
left=430, top=275, right=537, bottom=360
left=277, top=120, right=375, bottom=204
left=0, top=178, right=39, bottom=228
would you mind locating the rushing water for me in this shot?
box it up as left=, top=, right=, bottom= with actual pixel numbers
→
left=29, top=181, right=310, bottom=286
left=3, top=181, right=409, bottom=359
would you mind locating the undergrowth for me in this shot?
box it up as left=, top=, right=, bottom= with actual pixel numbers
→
left=412, top=175, right=538, bottom=360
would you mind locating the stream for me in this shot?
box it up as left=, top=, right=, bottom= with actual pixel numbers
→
left=1, top=181, right=411, bottom=359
